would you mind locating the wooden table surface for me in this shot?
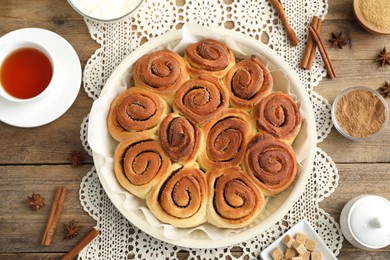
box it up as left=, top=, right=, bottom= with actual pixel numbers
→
left=1, top=0, right=390, bottom=259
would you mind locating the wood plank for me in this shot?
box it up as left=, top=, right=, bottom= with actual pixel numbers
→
left=0, top=91, right=94, bottom=165
left=0, top=165, right=96, bottom=253
left=0, top=253, right=68, bottom=259
left=326, top=0, right=355, bottom=20
left=318, top=127, right=390, bottom=163
left=319, top=163, right=390, bottom=214
left=1, top=0, right=390, bottom=259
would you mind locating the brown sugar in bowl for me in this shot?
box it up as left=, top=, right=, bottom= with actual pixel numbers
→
left=331, top=86, right=389, bottom=141
left=353, top=0, right=390, bottom=35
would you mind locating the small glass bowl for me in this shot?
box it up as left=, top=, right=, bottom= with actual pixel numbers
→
left=67, top=0, right=144, bottom=23
left=331, top=86, right=389, bottom=141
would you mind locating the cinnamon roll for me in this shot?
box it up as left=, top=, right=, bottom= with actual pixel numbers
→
left=198, top=108, right=257, bottom=171
left=207, top=167, right=265, bottom=229
left=224, top=55, right=273, bottom=110
left=243, top=134, right=298, bottom=196
left=146, top=163, right=208, bottom=228
left=253, top=92, right=301, bottom=144
left=133, top=50, right=189, bottom=103
left=184, top=39, right=235, bottom=78
left=114, top=135, right=171, bottom=199
left=173, top=75, right=229, bottom=125
left=108, top=87, right=169, bottom=141
left=159, top=113, right=202, bottom=163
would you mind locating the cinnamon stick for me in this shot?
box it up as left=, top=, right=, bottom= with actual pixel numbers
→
left=309, top=25, right=337, bottom=79
left=301, top=16, right=322, bottom=69
left=41, top=186, right=67, bottom=246
left=61, top=228, right=100, bottom=260
left=269, top=0, right=299, bottom=46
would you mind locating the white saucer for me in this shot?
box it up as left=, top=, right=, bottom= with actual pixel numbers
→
left=0, top=28, right=82, bottom=128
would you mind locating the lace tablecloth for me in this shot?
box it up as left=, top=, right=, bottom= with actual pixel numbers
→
left=77, top=0, right=343, bottom=258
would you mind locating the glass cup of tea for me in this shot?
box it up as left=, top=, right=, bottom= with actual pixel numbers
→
left=0, top=40, right=56, bottom=102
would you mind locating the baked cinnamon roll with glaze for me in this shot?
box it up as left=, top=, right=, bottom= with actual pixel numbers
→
left=114, top=135, right=171, bottom=199
left=198, top=108, right=256, bottom=171
left=173, top=75, right=229, bottom=125
left=133, top=50, right=189, bottom=103
left=184, top=39, right=235, bottom=78
left=108, top=87, right=170, bottom=141
left=253, top=92, right=301, bottom=144
left=243, top=134, right=298, bottom=196
left=207, top=166, right=265, bottom=229
left=224, top=55, right=273, bottom=110
left=159, top=113, right=202, bottom=162
left=146, top=163, right=208, bottom=228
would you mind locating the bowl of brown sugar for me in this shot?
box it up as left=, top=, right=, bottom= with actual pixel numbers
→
left=354, top=0, right=390, bottom=35
left=332, top=87, right=389, bottom=141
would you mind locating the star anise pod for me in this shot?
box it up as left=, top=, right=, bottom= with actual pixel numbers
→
left=378, top=81, right=390, bottom=99
left=329, top=31, right=348, bottom=49
left=67, top=151, right=84, bottom=168
left=375, top=47, right=390, bottom=66
left=63, top=220, right=82, bottom=239
left=27, top=193, right=45, bottom=211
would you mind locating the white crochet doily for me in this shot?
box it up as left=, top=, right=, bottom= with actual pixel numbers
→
left=77, top=0, right=343, bottom=258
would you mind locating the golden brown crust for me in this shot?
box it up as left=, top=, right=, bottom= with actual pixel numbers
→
left=253, top=91, right=301, bottom=144
left=108, top=87, right=170, bottom=141
left=146, top=163, right=208, bottom=228
left=206, top=166, right=265, bottom=228
left=243, top=134, right=298, bottom=195
left=173, top=75, right=229, bottom=126
left=158, top=113, right=203, bottom=163
left=133, top=50, right=189, bottom=104
left=114, top=135, right=171, bottom=199
left=184, top=39, right=235, bottom=78
left=224, top=55, right=273, bottom=110
left=198, top=108, right=257, bottom=171
left=107, top=39, right=304, bottom=229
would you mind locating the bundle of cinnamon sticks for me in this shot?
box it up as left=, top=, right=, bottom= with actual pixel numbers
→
left=269, top=1, right=336, bottom=79
left=301, top=16, right=336, bottom=79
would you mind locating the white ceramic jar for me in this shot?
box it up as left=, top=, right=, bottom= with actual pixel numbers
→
left=340, top=195, right=390, bottom=250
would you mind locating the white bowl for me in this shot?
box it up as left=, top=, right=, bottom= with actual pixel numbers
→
left=340, top=195, right=390, bottom=250
left=88, top=25, right=317, bottom=248
left=67, top=0, right=144, bottom=23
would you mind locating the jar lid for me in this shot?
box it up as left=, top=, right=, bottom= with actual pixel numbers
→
left=349, top=195, right=390, bottom=248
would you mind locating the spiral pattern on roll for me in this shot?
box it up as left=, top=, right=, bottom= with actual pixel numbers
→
left=184, top=39, right=235, bottom=78
left=207, top=167, right=264, bottom=228
left=108, top=87, right=169, bottom=141
left=146, top=164, right=207, bottom=228
left=133, top=50, right=189, bottom=95
left=174, top=75, right=229, bottom=125
left=198, top=108, right=256, bottom=171
left=224, top=55, right=273, bottom=109
left=243, top=134, right=297, bottom=195
left=159, top=113, right=202, bottom=162
left=114, top=136, right=171, bottom=199
left=254, top=92, right=301, bottom=144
